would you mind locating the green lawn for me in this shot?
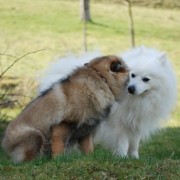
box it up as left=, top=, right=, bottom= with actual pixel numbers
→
left=0, top=127, right=179, bottom=179
left=0, top=0, right=180, bottom=179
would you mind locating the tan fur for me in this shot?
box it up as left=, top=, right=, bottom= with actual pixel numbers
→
left=51, top=123, right=94, bottom=156
left=2, top=56, right=129, bottom=163
left=51, top=123, right=70, bottom=155
left=78, top=134, right=94, bottom=154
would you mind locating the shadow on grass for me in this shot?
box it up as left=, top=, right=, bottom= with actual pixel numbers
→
left=89, top=20, right=128, bottom=35
left=90, top=20, right=110, bottom=28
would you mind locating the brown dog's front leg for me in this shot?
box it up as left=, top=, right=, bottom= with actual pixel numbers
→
left=78, top=134, right=94, bottom=154
left=51, top=123, right=70, bottom=156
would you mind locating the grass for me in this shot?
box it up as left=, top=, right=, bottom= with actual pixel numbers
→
left=0, top=0, right=180, bottom=179
left=0, top=128, right=179, bottom=179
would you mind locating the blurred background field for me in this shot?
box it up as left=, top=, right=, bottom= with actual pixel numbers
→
left=0, top=0, right=179, bottom=179
left=0, top=0, right=179, bottom=125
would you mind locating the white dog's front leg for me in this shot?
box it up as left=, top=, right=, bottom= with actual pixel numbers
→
left=116, top=136, right=129, bottom=157
left=128, top=134, right=140, bottom=159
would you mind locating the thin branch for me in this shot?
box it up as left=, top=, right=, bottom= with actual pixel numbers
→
left=0, top=112, right=8, bottom=121
left=0, top=44, right=17, bottom=74
left=1, top=43, right=10, bottom=55
left=0, top=88, right=10, bottom=100
left=0, top=49, right=46, bottom=79
left=0, top=54, right=18, bottom=59
left=0, top=100, right=17, bottom=107
left=0, top=45, right=10, bottom=74
left=0, top=93, right=32, bottom=99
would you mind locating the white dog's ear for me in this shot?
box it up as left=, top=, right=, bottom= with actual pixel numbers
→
left=158, top=52, right=167, bottom=66
left=138, top=46, right=145, bottom=54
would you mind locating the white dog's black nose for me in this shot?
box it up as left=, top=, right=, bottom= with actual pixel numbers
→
left=128, top=85, right=136, bottom=94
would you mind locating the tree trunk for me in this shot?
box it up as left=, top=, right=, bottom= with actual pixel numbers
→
left=83, top=17, right=87, bottom=52
left=80, top=0, right=91, bottom=22
left=125, top=0, right=135, bottom=48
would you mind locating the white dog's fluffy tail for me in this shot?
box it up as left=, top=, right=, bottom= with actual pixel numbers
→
left=38, top=51, right=101, bottom=93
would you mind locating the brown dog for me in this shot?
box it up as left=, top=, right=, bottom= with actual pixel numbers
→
left=2, top=56, right=129, bottom=163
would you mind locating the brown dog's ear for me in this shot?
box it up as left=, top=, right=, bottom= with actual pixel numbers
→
left=110, top=61, right=122, bottom=72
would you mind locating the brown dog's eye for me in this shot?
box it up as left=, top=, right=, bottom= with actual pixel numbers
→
left=110, top=61, right=122, bottom=72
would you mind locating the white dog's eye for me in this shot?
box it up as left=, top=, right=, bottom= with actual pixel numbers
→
left=131, top=73, right=136, bottom=78
left=142, top=77, right=150, bottom=82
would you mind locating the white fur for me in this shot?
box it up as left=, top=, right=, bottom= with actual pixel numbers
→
left=38, top=51, right=101, bottom=93
left=38, top=47, right=177, bottom=158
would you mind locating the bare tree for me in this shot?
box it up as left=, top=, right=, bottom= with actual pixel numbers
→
left=80, top=0, right=90, bottom=52
left=83, top=18, right=88, bottom=52
left=80, top=0, right=91, bottom=22
left=124, top=0, right=135, bottom=48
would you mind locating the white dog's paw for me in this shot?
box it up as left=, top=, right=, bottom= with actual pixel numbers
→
left=116, top=141, right=129, bottom=157
left=116, top=152, right=128, bottom=158
left=129, top=151, right=139, bottom=159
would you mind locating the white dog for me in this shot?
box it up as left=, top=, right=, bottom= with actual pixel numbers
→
left=38, top=47, right=177, bottom=158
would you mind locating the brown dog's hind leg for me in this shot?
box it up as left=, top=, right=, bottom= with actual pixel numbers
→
left=51, top=123, right=70, bottom=156
left=7, top=129, right=45, bottom=163
left=78, top=134, right=94, bottom=154
left=24, top=132, right=44, bottom=161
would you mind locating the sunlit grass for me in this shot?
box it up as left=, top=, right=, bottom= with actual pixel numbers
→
left=0, top=0, right=180, bottom=75
left=1, top=0, right=179, bottom=126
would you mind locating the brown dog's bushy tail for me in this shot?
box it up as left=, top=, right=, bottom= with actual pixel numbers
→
left=2, top=127, right=50, bottom=163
